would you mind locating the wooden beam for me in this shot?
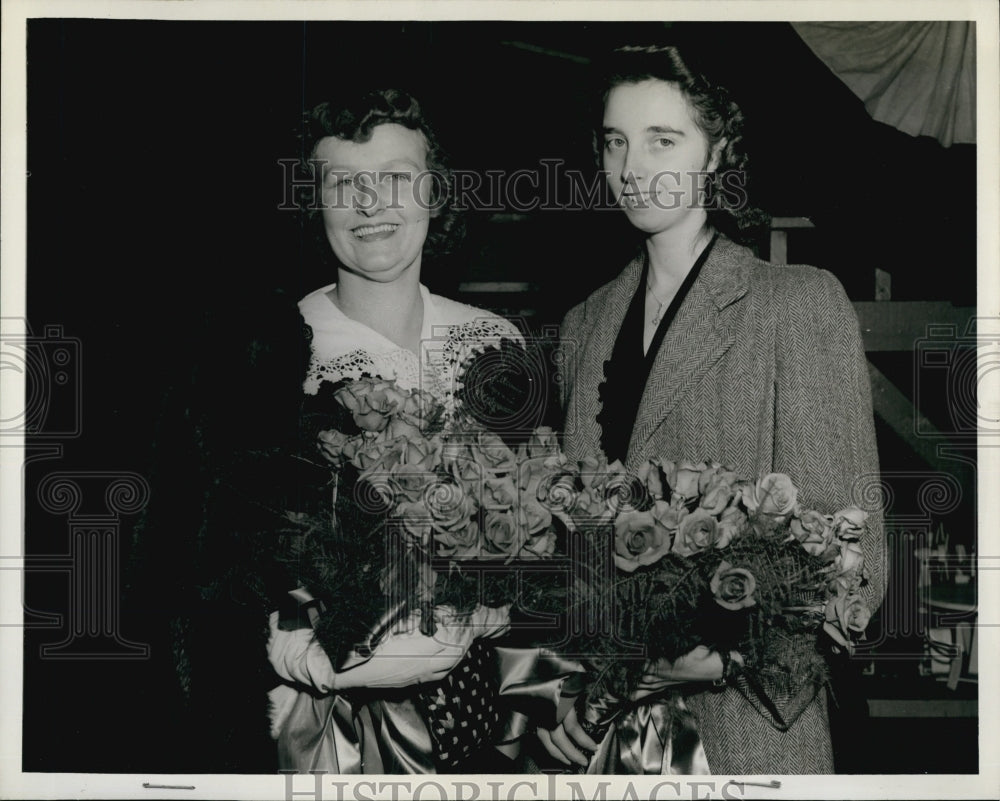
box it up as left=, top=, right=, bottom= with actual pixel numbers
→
left=769, top=218, right=814, bottom=264
left=770, top=229, right=788, bottom=264
left=867, top=361, right=945, bottom=467
left=854, top=302, right=975, bottom=352
left=869, top=698, right=977, bottom=718
left=771, top=216, right=815, bottom=229
left=459, top=282, right=536, bottom=293
left=867, top=363, right=976, bottom=509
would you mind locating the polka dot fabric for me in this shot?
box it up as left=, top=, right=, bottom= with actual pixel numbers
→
left=415, top=640, right=501, bottom=768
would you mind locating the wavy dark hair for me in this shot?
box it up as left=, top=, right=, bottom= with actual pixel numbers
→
left=297, top=88, right=464, bottom=265
left=594, top=45, right=769, bottom=244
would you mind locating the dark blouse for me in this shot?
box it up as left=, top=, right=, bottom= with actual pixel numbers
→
left=597, top=235, right=718, bottom=463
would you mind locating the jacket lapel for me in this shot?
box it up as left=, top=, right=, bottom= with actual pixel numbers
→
left=571, top=254, right=644, bottom=456
left=626, top=237, right=753, bottom=467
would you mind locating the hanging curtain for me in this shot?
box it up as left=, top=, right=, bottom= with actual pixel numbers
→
left=791, top=21, right=975, bottom=146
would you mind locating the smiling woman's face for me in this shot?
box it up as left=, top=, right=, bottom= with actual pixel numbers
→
left=602, top=79, right=718, bottom=237
left=315, top=123, right=432, bottom=282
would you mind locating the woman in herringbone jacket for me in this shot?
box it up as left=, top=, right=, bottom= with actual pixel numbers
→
left=537, top=45, right=885, bottom=774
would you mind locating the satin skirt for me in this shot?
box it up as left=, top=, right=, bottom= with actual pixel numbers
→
left=587, top=696, right=710, bottom=775
left=273, top=645, right=588, bottom=774
left=277, top=690, right=438, bottom=774
left=273, top=647, right=711, bottom=775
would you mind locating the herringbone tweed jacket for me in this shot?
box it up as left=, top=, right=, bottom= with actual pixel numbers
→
left=559, top=235, right=885, bottom=774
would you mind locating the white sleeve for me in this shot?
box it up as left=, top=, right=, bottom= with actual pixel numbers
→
left=266, top=604, right=510, bottom=692
left=267, top=611, right=337, bottom=692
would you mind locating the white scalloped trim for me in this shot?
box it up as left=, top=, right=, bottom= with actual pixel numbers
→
left=303, top=317, right=521, bottom=418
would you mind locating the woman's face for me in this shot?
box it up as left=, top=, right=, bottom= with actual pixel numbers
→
left=602, top=79, right=719, bottom=237
left=315, top=123, right=433, bottom=282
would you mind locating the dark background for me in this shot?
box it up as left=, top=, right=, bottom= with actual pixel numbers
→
left=22, top=20, right=977, bottom=774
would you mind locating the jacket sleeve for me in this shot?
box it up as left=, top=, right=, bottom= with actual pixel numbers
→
left=717, top=267, right=886, bottom=733
left=774, top=267, right=886, bottom=615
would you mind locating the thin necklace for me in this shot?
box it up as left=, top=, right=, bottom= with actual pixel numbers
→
left=646, top=278, right=670, bottom=327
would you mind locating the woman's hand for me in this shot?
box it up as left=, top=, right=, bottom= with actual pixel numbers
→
left=533, top=646, right=744, bottom=766
left=630, top=646, right=743, bottom=701
left=536, top=702, right=600, bottom=768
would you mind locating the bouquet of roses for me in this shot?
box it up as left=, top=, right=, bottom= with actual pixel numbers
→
left=548, top=455, right=871, bottom=733
left=286, top=361, right=872, bottom=731
left=325, top=378, right=566, bottom=560
left=286, top=373, right=572, bottom=664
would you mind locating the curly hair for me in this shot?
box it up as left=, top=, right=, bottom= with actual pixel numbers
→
left=594, top=46, right=769, bottom=243
left=296, top=88, right=464, bottom=265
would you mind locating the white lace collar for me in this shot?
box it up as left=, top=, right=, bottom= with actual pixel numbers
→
left=298, top=282, right=522, bottom=415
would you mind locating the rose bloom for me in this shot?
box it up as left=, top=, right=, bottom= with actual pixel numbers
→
left=483, top=509, right=525, bottom=555
left=394, top=499, right=434, bottom=546
left=525, top=462, right=578, bottom=517
left=521, top=494, right=553, bottom=535
left=655, top=496, right=690, bottom=532
left=345, top=436, right=402, bottom=476
left=483, top=475, right=518, bottom=510
left=823, top=592, right=871, bottom=648
left=470, top=432, right=518, bottom=474
left=743, top=473, right=799, bottom=517
left=833, top=538, right=865, bottom=576
left=790, top=510, right=837, bottom=558
left=710, top=561, right=758, bottom=610
left=383, top=417, right=423, bottom=444
left=698, top=465, right=740, bottom=515
left=672, top=507, right=722, bottom=556
left=661, top=459, right=707, bottom=502
left=825, top=572, right=864, bottom=600
left=526, top=426, right=560, bottom=458
left=335, top=379, right=406, bottom=432
left=434, top=518, right=484, bottom=559
left=515, top=464, right=555, bottom=534
left=523, top=528, right=557, bottom=559
left=397, top=388, right=443, bottom=430
left=697, top=462, right=731, bottom=493
left=613, top=500, right=675, bottom=572
left=394, top=427, right=440, bottom=469
left=576, top=458, right=633, bottom=518
left=716, top=505, right=747, bottom=549
left=569, top=488, right=615, bottom=532
left=424, top=478, right=476, bottom=533
left=635, top=459, right=666, bottom=501
left=579, top=456, right=627, bottom=492
left=317, top=428, right=353, bottom=466
left=517, top=456, right=555, bottom=496
left=577, top=453, right=609, bottom=489
left=388, top=463, right=439, bottom=504
left=607, top=474, right=649, bottom=515
left=832, top=507, right=868, bottom=541
left=442, top=439, right=482, bottom=495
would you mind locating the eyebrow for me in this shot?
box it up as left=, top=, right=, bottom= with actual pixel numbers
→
left=648, top=125, right=685, bottom=136
left=321, top=158, right=423, bottom=176
left=378, top=159, right=423, bottom=170
left=601, top=125, right=686, bottom=136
